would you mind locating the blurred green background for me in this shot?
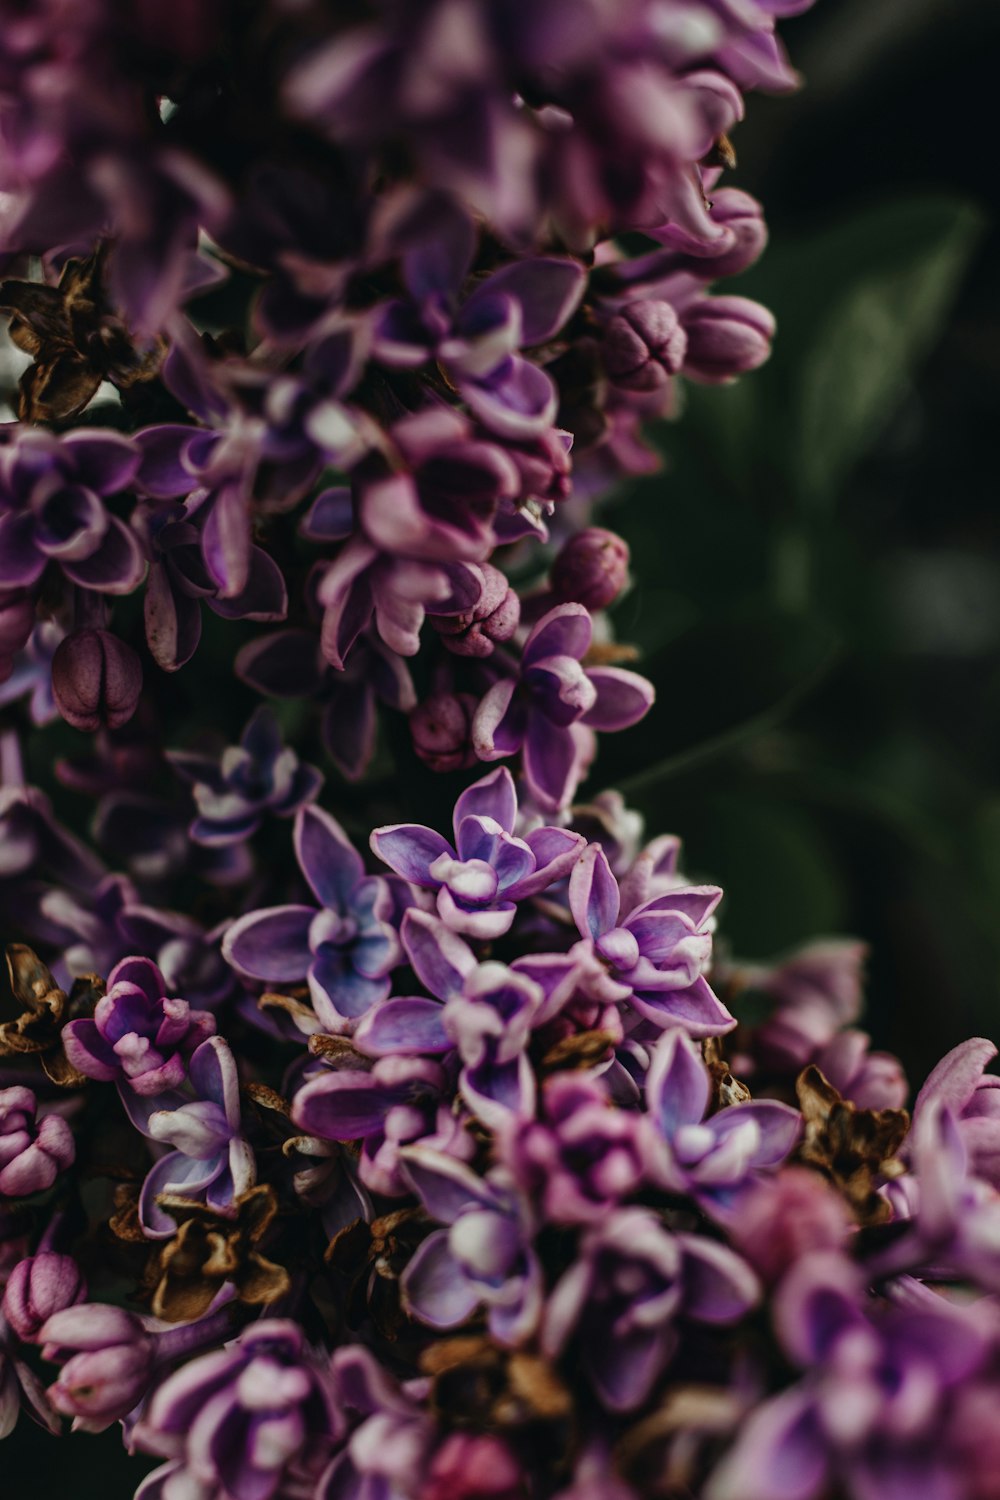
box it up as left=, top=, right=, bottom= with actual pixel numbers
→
left=599, top=0, right=1000, bottom=1083
left=4, top=0, right=1000, bottom=1487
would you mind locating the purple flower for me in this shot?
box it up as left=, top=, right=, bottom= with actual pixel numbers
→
left=292, top=1051, right=470, bottom=1198
left=133, top=1319, right=343, bottom=1499
left=814, top=1028, right=908, bottom=1112
left=733, top=938, right=867, bottom=1075
left=371, top=766, right=582, bottom=940
left=61, top=955, right=216, bottom=1096
left=473, top=604, right=654, bottom=811
left=235, top=628, right=416, bottom=783
left=0, top=1087, right=74, bottom=1198
left=0, top=593, right=36, bottom=688
left=223, top=804, right=401, bottom=1033
left=567, top=842, right=735, bottom=1037
left=912, top=1038, right=1000, bottom=1186
left=2, top=1253, right=87, bottom=1342
left=168, top=707, right=322, bottom=847
left=0, top=428, right=145, bottom=596
left=0, top=620, right=61, bottom=725
left=541, top=1207, right=759, bottom=1412
left=728, top=1167, right=851, bottom=1284
left=644, top=1028, right=800, bottom=1212
left=130, top=1036, right=255, bottom=1238
left=372, top=228, right=585, bottom=440
left=401, top=1148, right=542, bottom=1347
left=1, top=1308, right=59, bottom=1438
left=40, top=1303, right=156, bottom=1433
left=50, top=627, right=143, bottom=733
left=315, top=1344, right=434, bottom=1500
left=496, top=1071, right=647, bottom=1225
left=706, top=1252, right=992, bottom=1500
left=355, top=912, right=545, bottom=1126
left=136, top=496, right=288, bottom=673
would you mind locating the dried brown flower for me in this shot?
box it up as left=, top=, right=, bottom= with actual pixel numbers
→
left=1, top=944, right=100, bottom=1086
left=0, top=248, right=165, bottom=423
left=421, top=1336, right=571, bottom=1431
left=325, top=1207, right=426, bottom=1340
left=794, top=1064, right=909, bottom=1226
left=702, top=1037, right=752, bottom=1112
left=145, top=1185, right=291, bottom=1322
left=541, top=1029, right=617, bottom=1074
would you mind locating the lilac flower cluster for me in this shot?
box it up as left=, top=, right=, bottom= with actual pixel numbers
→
left=6, top=5, right=998, bottom=1500
left=0, top=0, right=801, bottom=810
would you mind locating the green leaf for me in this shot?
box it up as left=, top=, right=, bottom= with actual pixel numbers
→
left=598, top=606, right=840, bottom=792
left=680, top=194, right=984, bottom=507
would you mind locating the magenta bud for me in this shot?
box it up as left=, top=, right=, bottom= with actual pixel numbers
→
left=0, top=1087, right=75, bottom=1198
left=432, top=565, right=520, bottom=658
left=410, top=692, right=479, bottom=773
left=51, top=628, right=142, bottom=733
left=730, top=1167, right=851, bottom=1284
left=603, top=300, right=687, bottom=391
left=422, top=1434, right=525, bottom=1500
left=40, top=1304, right=156, bottom=1431
left=701, top=189, right=769, bottom=279
left=681, top=295, right=775, bottom=384
left=3, top=1253, right=87, bottom=1342
left=550, top=528, right=630, bottom=610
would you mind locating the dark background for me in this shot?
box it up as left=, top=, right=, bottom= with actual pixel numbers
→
left=5, top=0, right=1000, bottom=1487
left=602, top=0, right=1000, bottom=1084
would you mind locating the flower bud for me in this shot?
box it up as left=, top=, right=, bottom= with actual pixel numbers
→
left=51, top=628, right=142, bottom=732
left=422, top=1434, right=525, bottom=1500
left=3, top=1253, right=87, bottom=1342
left=681, top=295, right=775, bottom=384
left=41, top=1304, right=156, bottom=1431
left=729, top=1167, right=851, bottom=1284
left=0, top=1087, right=75, bottom=1198
left=550, top=528, right=630, bottom=610
left=410, top=692, right=479, bottom=773
left=431, top=566, right=520, bottom=658
left=651, top=189, right=767, bottom=280
left=603, top=300, right=687, bottom=391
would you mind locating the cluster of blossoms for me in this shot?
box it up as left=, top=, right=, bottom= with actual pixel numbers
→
left=3, top=4, right=998, bottom=1500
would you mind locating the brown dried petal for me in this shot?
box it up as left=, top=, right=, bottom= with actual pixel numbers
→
left=18, top=357, right=102, bottom=422
left=795, top=1064, right=909, bottom=1226
left=541, top=1029, right=617, bottom=1073
left=703, top=1037, right=752, bottom=1112
left=6, top=945, right=65, bottom=1015
left=41, top=1048, right=91, bottom=1088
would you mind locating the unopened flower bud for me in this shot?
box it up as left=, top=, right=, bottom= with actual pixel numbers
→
left=730, top=1167, right=851, bottom=1284
left=651, top=189, right=767, bottom=280
left=51, top=628, right=142, bottom=733
left=41, top=1304, right=156, bottom=1431
left=431, top=566, right=520, bottom=658
left=410, top=693, right=479, bottom=773
left=681, top=295, right=775, bottom=384
left=3, top=1253, right=87, bottom=1342
left=550, top=528, right=630, bottom=610
left=422, top=1433, right=525, bottom=1500
left=603, top=300, right=687, bottom=391
left=0, top=1087, right=75, bottom=1198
